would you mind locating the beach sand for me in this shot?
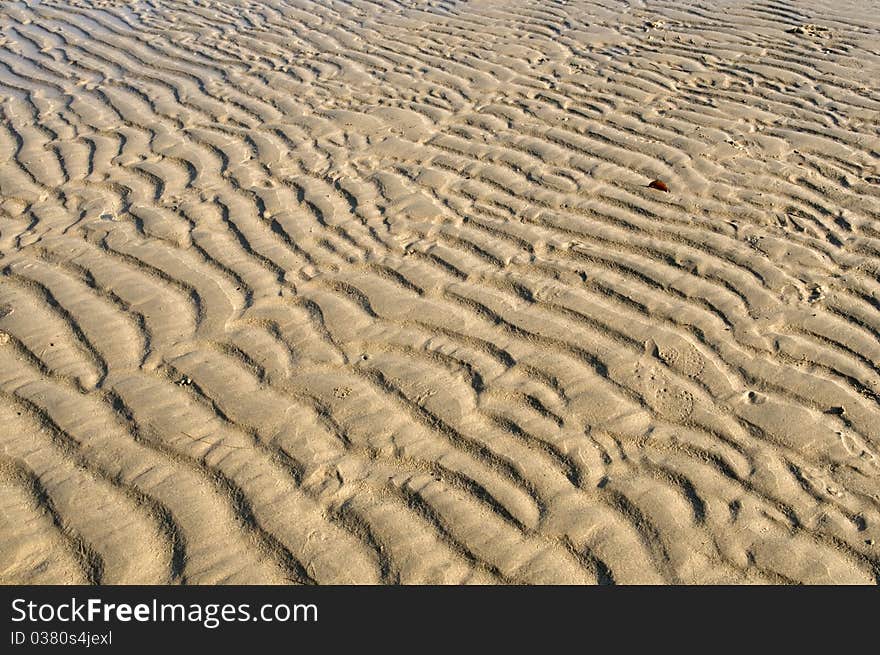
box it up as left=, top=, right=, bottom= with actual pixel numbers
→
left=1, top=0, right=879, bottom=584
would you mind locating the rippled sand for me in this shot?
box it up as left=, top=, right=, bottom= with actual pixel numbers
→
left=1, top=0, right=879, bottom=584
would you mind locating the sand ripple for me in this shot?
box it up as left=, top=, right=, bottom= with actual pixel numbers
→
left=1, top=0, right=879, bottom=584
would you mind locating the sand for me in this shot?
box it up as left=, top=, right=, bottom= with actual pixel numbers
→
left=0, top=0, right=878, bottom=585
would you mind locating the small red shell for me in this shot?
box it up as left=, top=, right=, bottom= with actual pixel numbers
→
left=648, top=179, right=669, bottom=192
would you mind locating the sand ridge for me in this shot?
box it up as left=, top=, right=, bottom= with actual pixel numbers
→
left=0, top=0, right=879, bottom=584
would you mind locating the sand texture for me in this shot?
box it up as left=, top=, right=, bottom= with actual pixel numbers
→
left=1, top=0, right=879, bottom=585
